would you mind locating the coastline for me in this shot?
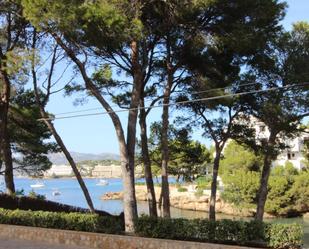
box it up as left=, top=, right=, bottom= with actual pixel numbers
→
left=102, top=185, right=272, bottom=218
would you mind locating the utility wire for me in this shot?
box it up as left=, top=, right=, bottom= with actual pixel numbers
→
left=39, top=82, right=309, bottom=121
left=53, top=82, right=262, bottom=116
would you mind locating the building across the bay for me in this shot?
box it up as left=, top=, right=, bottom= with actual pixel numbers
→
left=44, top=165, right=73, bottom=177
left=233, top=116, right=308, bottom=170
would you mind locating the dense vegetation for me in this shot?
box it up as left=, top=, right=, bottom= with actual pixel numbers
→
left=220, top=142, right=309, bottom=216
left=0, top=208, right=124, bottom=234
left=0, top=193, right=111, bottom=216
left=0, top=207, right=303, bottom=249
left=77, top=160, right=121, bottom=167
left=135, top=216, right=303, bottom=249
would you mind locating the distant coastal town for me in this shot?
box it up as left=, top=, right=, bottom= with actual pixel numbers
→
left=43, top=160, right=143, bottom=178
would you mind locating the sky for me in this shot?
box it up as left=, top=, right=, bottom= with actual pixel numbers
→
left=45, top=0, right=309, bottom=155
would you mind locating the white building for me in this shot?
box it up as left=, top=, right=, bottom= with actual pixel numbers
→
left=250, top=117, right=308, bottom=170
left=44, top=165, right=73, bottom=177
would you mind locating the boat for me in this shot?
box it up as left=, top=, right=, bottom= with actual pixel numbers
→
left=52, top=190, right=61, bottom=196
left=30, top=181, right=45, bottom=188
left=96, top=179, right=109, bottom=186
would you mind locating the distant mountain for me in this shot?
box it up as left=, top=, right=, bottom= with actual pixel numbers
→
left=48, top=151, right=120, bottom=165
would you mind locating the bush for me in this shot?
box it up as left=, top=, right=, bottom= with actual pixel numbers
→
left=0, top=208, right=124, bottom=234
left=195, top=176, right=212, bottom=190
left=28, top=191, right=46, bottom=201
left=265, top=223, right=303, bottom=249
left=135, top=216, right=303, bottom=249
left=0, top=193, right=110, bottom=216
left=177, top=187, right=188, bottom=192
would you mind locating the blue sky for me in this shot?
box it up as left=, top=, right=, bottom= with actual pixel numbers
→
left=45, top=0, right=309, bottom=154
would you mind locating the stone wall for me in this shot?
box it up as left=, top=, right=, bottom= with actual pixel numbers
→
left=0, top=224, right=260, bottom=249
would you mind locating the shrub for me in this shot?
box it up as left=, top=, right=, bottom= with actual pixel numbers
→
left=0, top=208, right=124, bottom=234
left=177, top=187, right=188, bottom=192
left=265, top=223, right=303, bottom=249
left=28, top=190, right=46, bottom=200
left=135, top=216, right=303, bottom=249
left=0, top=193, right=110, bottom=216
left=195, top=176, right=212, bottom=190
left=194, top=189, right=204, bottom=197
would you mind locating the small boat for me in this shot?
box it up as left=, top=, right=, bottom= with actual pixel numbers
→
left=52, top=190, right=61, bottom=196
left=96, top=179, right=109, bottom=186
left=30, top=181, right=45, bottom=188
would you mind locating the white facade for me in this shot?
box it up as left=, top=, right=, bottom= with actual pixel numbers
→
left=44, top=165, right=73, bottom=177
left=250, top=117, right=308, bottom=170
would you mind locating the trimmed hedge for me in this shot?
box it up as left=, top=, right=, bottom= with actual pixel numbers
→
left=135, top=216, right=303, bottom=249
left=0, top=207, right=303, bottom=248
left=0, top=193, right=110, bottom=216
left=0, top=208, right=124, bottom=234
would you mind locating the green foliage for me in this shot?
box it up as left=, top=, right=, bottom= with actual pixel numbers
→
left=147, top=122, right=211, bottom=181
left=286, top=171, right=309, bottom=214
left=220, top=141, right=261, bottom=209
left=135, top=216, right=303, bottom=249
left=28, top=191, right=46, bottom=201
left=220, top=140, right=309, bottom=216
left=195, top=176, right=212, bottom=190
left=77, top=159, right=120, bottom=167
left=265, top=164, right=301, bottom=216
left=0, top=208, right=124, bottom=234
left=265, top=223, right=303, bottom=249
left=221, top=170, right=260, bottom=209
left=6, top=90, right=58, bottom=176
left=194, top=189, right=204, bottom=198
left=177, top=187, right=188, bottom=192
left=220, top=140, right=263, bottom=175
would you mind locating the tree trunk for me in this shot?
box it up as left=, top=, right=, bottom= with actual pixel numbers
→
left=255, top=134, right=277, bottom=221
left=0, top=70, right=15, bottom=194
left=139, top=102, right=157, bottom=217
left=32, top=67, right=95, bottom=212
left=209, top=151, right=221, bottom=221
left=121, top=39, right=143, bottom=231
left=52, top=32, right=139, bottom=233
left=45, top=120, right=95, bottom=213
left=160, top=70, right=173, bottom=218
left=3, top=132, right=14, bottom=194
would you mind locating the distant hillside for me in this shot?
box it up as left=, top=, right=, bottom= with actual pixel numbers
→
left=77, top=159, right=121, bottom=167
left=48, top=152, right=120, bottom=165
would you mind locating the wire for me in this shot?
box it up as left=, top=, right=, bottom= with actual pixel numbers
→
left=53, top=82, right=262, bottom=116
left=39, top=82, right=309, bottom=121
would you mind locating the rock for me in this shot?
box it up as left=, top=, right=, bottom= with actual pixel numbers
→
left=100, top=184, right=256, bottom=218
left=101, top=192, right=123, bottom=200
left=304, top=212, right=309, bottom=218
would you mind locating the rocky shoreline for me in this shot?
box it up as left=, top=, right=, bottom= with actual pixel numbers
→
left=102, top=185, right=260, bottom=217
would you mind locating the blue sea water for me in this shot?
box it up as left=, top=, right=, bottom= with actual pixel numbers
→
left=0, top=177, right=308, bottom=247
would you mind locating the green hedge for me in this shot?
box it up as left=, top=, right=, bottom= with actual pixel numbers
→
left=135, top=216, right=303, bottom=249
left=0, top=193, right=111, bottom=216
left=0, top=208, right=124, bottom=234
left=0, top=208, right=303, bottom=248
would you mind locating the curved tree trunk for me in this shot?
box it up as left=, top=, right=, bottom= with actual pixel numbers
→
left=255, top=134, right=277, bottom=221
left=139, top=103, right=157, bottom=217
left=51, top=33, right=140, bottom=233
left=42, top=118, right=96, bottom=213
left=31, top=60, right=95, bottom=213
left=0, top=70, right=15, bottom=194
left=209, top=150, right=221, bottom=221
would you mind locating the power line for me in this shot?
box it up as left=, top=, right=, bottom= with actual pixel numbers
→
left=39, top=82, right=309, bottom=121
left=53, top=82, right=262, bottom=116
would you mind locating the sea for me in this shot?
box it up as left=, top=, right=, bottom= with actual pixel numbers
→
left=0, top=177, right=308, bottom=247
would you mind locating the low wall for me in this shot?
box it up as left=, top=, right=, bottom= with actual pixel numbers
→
left=0, top=224, right=259, bottom=249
